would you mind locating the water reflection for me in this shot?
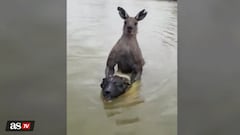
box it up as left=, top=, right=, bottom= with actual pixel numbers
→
left=102, top=81, right=143, bottom=125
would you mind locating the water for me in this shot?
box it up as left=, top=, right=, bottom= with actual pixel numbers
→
left=67, top=0, right=177, bottom=135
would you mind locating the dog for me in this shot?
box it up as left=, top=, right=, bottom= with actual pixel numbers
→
left=101, top=72, right=131, bottom=101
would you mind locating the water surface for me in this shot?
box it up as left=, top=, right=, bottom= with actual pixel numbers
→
left=67, top=0, right=177, bottom=135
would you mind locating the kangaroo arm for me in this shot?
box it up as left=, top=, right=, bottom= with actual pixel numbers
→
left=105, top=64, right=115, bottom=78
left=131, top=65, right=142, bottom=83
left=105, top=53, right=116, bottom=78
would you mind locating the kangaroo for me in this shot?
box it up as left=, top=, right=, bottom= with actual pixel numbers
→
left=105, top=7, right=147, bottom=84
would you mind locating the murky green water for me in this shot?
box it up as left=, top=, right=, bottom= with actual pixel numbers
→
left=67, top=0, right=177, bottom=135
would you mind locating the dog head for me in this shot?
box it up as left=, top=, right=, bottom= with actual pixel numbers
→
left=100, top=75, right=131, bottom=101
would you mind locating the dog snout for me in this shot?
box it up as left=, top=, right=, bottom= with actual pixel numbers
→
left=103, top=89, right=113, bottom=101
left=104, top=90, right=111, bottom=96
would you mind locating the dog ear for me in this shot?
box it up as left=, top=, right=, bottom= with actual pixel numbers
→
left=121, top=78, right=131, bottom=85
left=100, top=78, right=107, bottom=88
left=124, top=81, right=131, bottom=85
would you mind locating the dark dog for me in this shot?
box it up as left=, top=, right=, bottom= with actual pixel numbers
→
left=101, top=73, right=131, bottom=101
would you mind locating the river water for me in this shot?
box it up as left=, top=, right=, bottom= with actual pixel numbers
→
left=67, top=0, right=177, bottom=135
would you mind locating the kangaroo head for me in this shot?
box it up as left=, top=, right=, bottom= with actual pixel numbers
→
left=117, top=7, right=147, bottom=36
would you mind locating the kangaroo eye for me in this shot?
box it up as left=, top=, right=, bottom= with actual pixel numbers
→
left=134, top=22, right=138, bottom=25
left=124, top=21, right=127, bottom=24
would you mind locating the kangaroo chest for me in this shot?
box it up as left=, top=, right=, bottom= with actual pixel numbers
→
left=115, top=41, right=142, bottom=73
left=117, top=43, right=138, bottom=60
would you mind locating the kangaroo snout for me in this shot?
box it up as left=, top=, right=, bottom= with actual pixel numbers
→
left=127, top=26, right=133, bottom=30
left=127, top=26, right=133, bottom=33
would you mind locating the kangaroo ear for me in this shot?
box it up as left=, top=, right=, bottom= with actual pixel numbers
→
left=117, top=7, right=129, bottom=19
left=135, top=9, right=147, bottom=21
